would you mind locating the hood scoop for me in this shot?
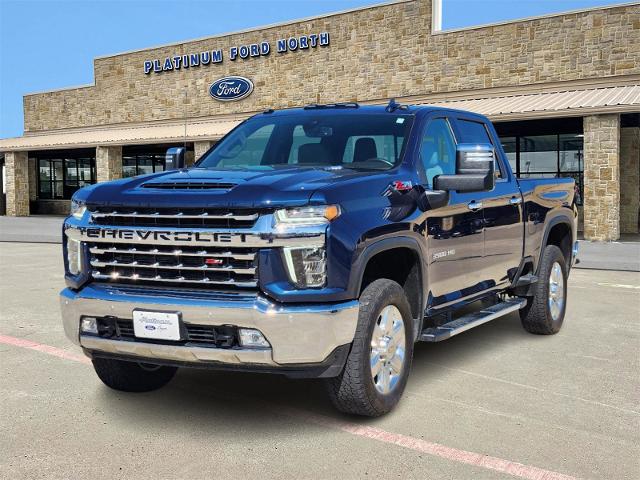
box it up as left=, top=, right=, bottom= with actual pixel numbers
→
left=141, top=181, right=237, bottom=190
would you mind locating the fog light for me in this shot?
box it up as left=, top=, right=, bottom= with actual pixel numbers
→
left=66, top=237, right=82, bottom=275
left=238, top=328, right=270, bottom=348
left=80, top=317, right=98, bottom=334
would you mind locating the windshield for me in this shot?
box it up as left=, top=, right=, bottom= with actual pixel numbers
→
left=196, top=112, right=414, bottom=171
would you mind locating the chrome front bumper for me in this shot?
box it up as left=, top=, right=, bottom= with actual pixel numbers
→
left=60, top=284, right=359, bottom=368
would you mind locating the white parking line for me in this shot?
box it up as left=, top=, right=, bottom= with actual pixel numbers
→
left=596, top=282, right=640, bottom=289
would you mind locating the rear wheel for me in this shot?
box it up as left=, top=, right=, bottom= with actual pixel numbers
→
left=520, top=244, right=567, bottom=335
left=325, top=279, right=414, bottom=417
left=92, top=357, right=177, bottom=392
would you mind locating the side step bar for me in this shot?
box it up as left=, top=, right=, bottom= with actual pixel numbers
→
left=419, top=298, right=527, bottom=342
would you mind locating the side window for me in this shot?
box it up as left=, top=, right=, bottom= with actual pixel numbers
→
left=420, top=118, right=457, bottom=188
left=456, top=119, right=504, bottom=178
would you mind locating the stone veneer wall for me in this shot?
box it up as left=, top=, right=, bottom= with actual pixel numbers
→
left=583, top=114, right=621, bottom=241
left=620, top=126, right=640, bottom=234
left=194, top=141, right=215, bottom=161
left=5, top=151, right=30, bottom=216
left=22, top=1, right=640, bottom=132
left=96, top=146, right=123, bottom=183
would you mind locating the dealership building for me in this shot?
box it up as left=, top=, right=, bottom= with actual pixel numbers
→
left=0, top=0, right=638, bottom=241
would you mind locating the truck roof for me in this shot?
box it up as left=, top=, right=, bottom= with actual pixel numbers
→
left=258, top=103, right=484, bottom=119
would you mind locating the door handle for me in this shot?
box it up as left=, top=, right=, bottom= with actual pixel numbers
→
left=467, top=200, right=483, bottom=211
left=509, top=196, right=522, bottom=205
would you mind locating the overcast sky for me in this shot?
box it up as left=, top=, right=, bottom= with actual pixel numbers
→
left=0, top=0, right=624, bottom=138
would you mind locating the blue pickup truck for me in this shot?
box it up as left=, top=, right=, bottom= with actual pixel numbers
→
left=60, top=102, right=578, bottom=416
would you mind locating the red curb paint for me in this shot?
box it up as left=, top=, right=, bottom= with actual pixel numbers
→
left=1, top=333, right=580, bottom=480
left=0, top=334, right=91, bottom=365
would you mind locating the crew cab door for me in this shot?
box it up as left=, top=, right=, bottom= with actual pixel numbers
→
left=450, top=116, right=523, bottom=288
left=417, top=116, right=487, bottom=307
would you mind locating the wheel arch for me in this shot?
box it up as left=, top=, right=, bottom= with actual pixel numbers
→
left=348, top=237, right=426, bottom=329
left=539, top=215, right=574, bottom=271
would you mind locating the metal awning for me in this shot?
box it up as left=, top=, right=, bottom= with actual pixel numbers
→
left=0, top=118, right=243, bottom=152
left=425, top=84, right=640, bottom=121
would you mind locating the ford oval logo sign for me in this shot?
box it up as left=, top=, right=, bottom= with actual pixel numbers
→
left=209, top=76, right=254, bottom=102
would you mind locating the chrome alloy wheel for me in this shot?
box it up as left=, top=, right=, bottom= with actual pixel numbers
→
left=370, top=305, right=406, bottom=394
left=548, top=261, right=565, bottom=321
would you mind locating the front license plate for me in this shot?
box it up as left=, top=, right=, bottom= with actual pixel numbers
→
left=133, top=310, right=181, bottom=341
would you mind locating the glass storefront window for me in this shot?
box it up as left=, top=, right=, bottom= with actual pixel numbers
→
left=498, top=132, right=584, bottom=205
left=35, top=151, right=96, bottom=200
left=519, top=135, right=558, bottom=174
left=121, top=145, right=189, bottom=178
left=559, top=134, right=583, bottom=172
left=500, top=136, right=517, bottom=174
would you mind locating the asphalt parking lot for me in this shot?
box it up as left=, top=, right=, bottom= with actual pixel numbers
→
left=1, top=242, right=638, bottom=479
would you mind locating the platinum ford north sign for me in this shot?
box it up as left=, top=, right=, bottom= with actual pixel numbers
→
left=143, top=32, right=330, bottom=74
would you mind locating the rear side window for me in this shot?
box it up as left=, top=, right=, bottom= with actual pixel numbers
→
left=456, top=119, right=503, bottom=178
left=457, top=119, right=493, bottom=144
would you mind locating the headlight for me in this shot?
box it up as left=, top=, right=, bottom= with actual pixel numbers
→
left=70, top=198, right=86, bottom=220
left=66, top=237, right=82, bottom=275
left=274, top=205, right=340, bottom=227
left=282, top=246, right=326, bottom=288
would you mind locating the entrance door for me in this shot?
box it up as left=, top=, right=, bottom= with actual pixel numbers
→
left=419, top=117, right=486, bottom=308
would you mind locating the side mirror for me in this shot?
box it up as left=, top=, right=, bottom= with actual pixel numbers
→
left=165, top=147, right=186, bottom=170
left=433, top=143, right=495, bottom=193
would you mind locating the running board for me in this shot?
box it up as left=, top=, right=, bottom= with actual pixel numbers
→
left=419, top=298, right=527, bottom=342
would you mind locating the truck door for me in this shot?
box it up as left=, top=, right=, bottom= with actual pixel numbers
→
left=418, top=117, right=487, bottom=308
left=451, top=117, right=523, bottom=288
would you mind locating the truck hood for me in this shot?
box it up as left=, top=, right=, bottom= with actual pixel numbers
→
left=77, top=166, right=392, bottom=209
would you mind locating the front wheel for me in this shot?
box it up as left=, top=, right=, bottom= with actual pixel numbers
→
left=520, top=244, right=568, bottom=335
left=325, top=279, right=414, bottom=417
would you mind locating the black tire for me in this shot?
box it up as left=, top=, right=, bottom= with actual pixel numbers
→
left=92, top=357, right=177, bottom=392
left=520, top=244, right=567, bottom=335
left=325, top=279, right=414, bottom=417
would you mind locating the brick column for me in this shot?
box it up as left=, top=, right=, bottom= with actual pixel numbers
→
left=583, top=114, right=620, bottom=241
left=96, top=146, right=122, bottom=183
left=620, top=126, right=639, bottom=234
left=5, top=151, right=30, bottom=216
left=194, top=141, right=215, bottom=161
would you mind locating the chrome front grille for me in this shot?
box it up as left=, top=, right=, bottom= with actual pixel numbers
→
left=89, top=207, right=260, bottom=229
left=89, top=243, right=258, bottom=289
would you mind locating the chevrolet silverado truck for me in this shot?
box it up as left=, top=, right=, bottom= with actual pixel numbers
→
left=60, top=102, right=578, bottom=416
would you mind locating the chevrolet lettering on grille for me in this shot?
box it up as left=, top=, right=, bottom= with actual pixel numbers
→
left=80, top=227, right=245, bottom=243
left=65, top=226, right=325, bottom=248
